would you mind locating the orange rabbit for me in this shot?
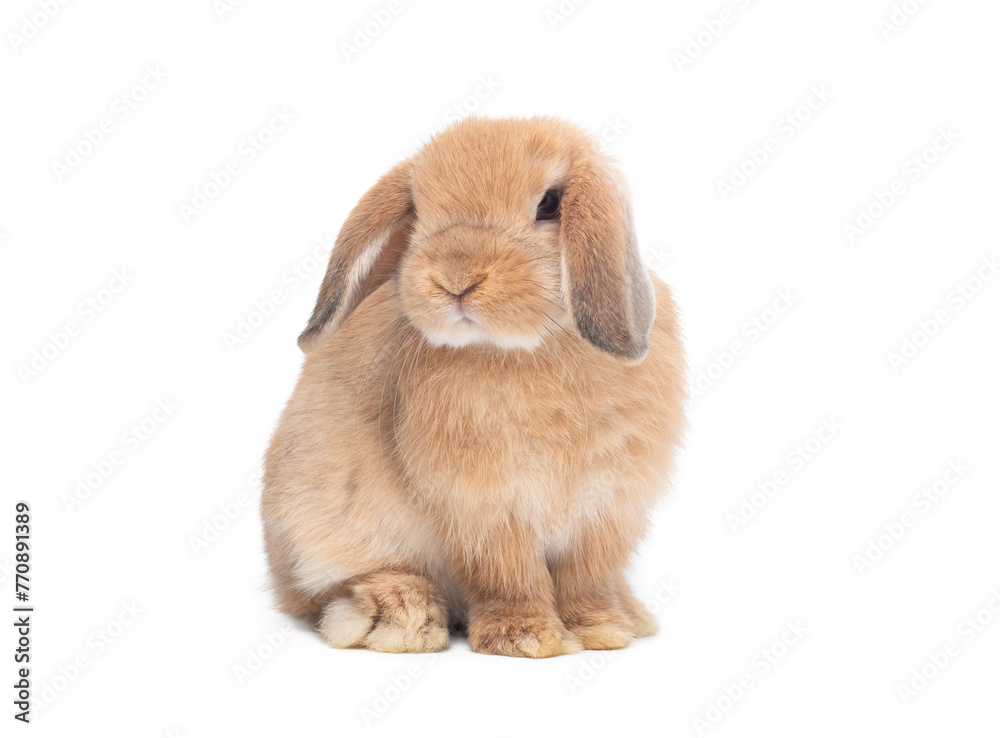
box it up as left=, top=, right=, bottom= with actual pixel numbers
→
left=261, top=117, right=685, bottom=657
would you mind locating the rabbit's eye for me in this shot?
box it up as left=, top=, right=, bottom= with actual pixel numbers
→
left=536, top=189, right=561, bottom=221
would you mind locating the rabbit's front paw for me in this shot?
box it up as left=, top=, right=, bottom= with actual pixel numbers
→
left=561, top=605, right=637, bottom=651
left=468, top=612, right=582, bottom=658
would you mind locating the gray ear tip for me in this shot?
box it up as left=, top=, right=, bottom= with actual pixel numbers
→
left=631, top=337, right=651, bottom=358
left=577, top=321, right=650, bottom=362
left=297, top=326, right=320, bottom=353
left=298, top=292, right=343, bottom=353
left=618, top=336, right=650, bottom=363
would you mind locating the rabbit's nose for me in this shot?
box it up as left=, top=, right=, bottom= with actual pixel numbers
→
left=437, top=277, right=485, bottom=301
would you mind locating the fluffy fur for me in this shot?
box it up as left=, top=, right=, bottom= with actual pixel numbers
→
left=261, top=117, right=685, bottom=658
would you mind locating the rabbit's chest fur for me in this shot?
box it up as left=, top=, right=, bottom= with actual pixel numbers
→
left=390, top=339, right=668, bottom=555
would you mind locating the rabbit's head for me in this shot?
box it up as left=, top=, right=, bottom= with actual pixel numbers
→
left=299, top=117, right=654, bottom=361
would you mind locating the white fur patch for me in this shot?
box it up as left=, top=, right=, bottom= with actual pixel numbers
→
left=347, top=231, right=391, bottom=294
left=319, top=599, right=372, bottom=648
left=420, top=317, right=542, bottom=351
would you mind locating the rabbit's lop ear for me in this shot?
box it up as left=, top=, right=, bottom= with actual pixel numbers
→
left=561, top=153, right=655, bottom=362
left=298, top=161, right=414, bottom=353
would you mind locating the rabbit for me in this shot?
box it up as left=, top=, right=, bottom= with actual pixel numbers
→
left=261, top=116, right=685, bottom=658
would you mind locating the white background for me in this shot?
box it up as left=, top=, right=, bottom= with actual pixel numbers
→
left=2, top=0, right=999, bottom=736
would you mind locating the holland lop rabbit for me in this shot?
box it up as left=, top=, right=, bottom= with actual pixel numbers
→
left=262, top=117, right=685, bottom=657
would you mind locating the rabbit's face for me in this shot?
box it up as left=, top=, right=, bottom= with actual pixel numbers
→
left=398, top=131, right=572, bottom=349
left=299, top=117, right=655, bottom=362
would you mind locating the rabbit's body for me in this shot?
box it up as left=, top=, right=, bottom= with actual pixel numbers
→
left=262, top=117, right=685, bottom=657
